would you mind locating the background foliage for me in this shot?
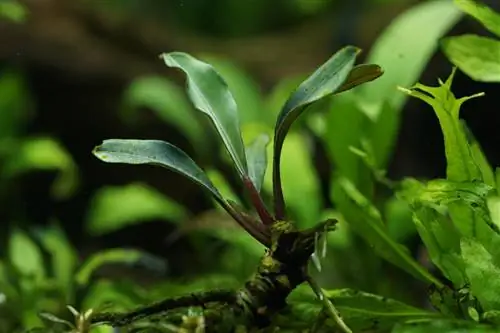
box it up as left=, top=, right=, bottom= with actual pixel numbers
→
left=1, top=0, right=500, bottom=332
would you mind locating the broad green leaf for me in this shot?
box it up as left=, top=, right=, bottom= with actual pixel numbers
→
left=86, top=183, right=188, bottom=236
left=121, top=76, right=203, bottom=147
left=462, top=121, right=495, bottom=187
left=461, top=238, right=500, bottom=311
left=334, top=177, right=441, bottom=286
left=36, top=223, right=77, bottom=298
left=264, top=132, right=320, bottom=227
left=197, top=54, right=270, bottom=126
left=454, top=0, right=500, bottom=37
left=392, top=319, right=497, bottom=332
left=399, top=68, right=484, bottom=182
left=2, top=137, right=79, bottom=199
left=272, top=46, right=360, bottom=217
left=441, top=35, right=500, bottom=82
left=358, top=0, right=462, bottom=120
left=93, top=139, right=229, bottom=210
left=76, top=249, right=165, bottom=285
left=9, top=229, right=45, bottom=280
left=160, top=52, right=248, bottom=177
left=284, top=286, right=439, bottom=332
left=245, top=134, right=270, bottom=193
left=401, top=178, right=500, bottom=257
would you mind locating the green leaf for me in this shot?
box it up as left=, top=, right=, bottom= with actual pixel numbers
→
left=2, top=137, right=79, bottom=199
left=285, top=286, right=440, bottom=332
left=245, top=134, right=270, bottom=193
left=86, top=182, right=188, bottom=236
left=160, top=52, right=248, bottom=177
left=454, top=0, right=500, bottom=37
left=401, top=177, right=499, bottom=247
left=461, top=238, right=500, bottom=311
left=121, top=76, right=203, bottom=147
left=38, top=313, right=73, bottom=328
left=334, top=177, right=441, bottom=286
left=36, top=223, right=77, bottom=298
left=358, top=0, right=462, bottom=120
left=441, top=35, right=500, bottom=82
left=93, top=139, right=228, bottom=209
left=462, top=120, right=496, bottom=187
left=392, top=319, right=497, bottom=332
left=197, top=54, right=270, bottom=126
left=399, top=68, right=484, bottom=183
left=9, top=229, right=45, bottom=280
left=272, top=46, right=361, bottom=217
left=75, top=249, right=165, bottom=285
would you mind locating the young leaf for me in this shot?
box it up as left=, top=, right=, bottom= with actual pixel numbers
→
left=160, top=52, right=248, bottom=177
left=272, top=46, right=361, bottom=218
left=461, top=238, right=500, bottom=311
left=441, top=35, right=500, bottom=82
left=86, top=183, right=188, bottom=236
left=245, top=134, right=270, bottom=193
left=121, top=76, right=203, bottom=147
left=333, top=177, right=442, bottom=286
left=284, top=286, right=440, bottom=332
left=454, top=0, right=500, bottom=37
left=75, top=249, right=166, bottom=285
left=399, top=68, right=484, bottom=183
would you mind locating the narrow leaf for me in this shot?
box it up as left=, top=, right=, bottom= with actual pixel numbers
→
left=461, top=238, right=500, bottom=311
left=454, top=0, right=500, bottom=37
left=160, top=52, right=248, bottom=176
left=334, top=177, right=442, bottom=286
left=245, top=134, right=270, bottom=193
left=273, top=46, right=360, bottom=218
left=442, top=35, right=500, bottom=82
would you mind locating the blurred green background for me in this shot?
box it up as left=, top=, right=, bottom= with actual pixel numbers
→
left=1, top=0, right=500, bottom=331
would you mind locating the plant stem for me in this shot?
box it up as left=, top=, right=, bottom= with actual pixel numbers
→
left=306, top=275, right=352, bottom=333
